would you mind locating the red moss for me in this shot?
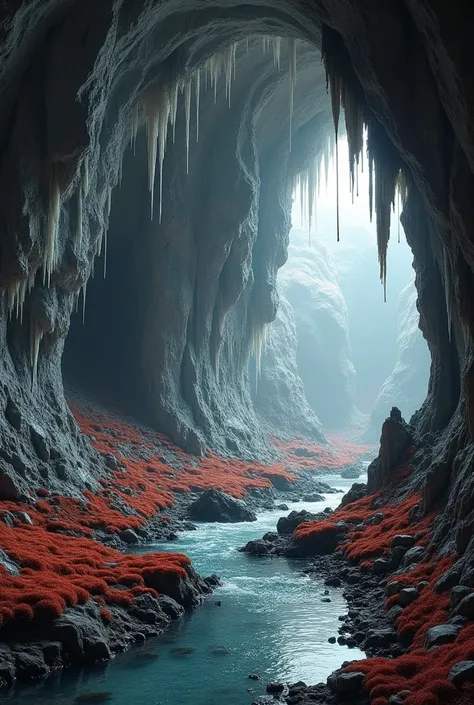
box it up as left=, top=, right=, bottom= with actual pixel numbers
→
left=0, top=506, right=191, bottom=631
left=100, top=608, right=112, bottom=623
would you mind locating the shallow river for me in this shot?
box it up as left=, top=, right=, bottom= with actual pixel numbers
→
left=7, top=474, right=366, bottom=705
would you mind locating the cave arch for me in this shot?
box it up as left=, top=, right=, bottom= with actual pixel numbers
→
left=0, top=1, right=472, bottom=538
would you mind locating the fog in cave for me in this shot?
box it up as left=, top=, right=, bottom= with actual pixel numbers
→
left=254, top=136, right=431, bottom=442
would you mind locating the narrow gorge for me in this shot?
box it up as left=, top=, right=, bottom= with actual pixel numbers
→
left=0, top=3, right=473, bottom=705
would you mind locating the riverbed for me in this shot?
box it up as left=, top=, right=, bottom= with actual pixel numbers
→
left=6, top=474, right=366, bottom=705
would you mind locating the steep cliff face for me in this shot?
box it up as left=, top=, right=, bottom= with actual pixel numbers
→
left=365, top=278, right=431, bottom=441
left=252, top=294, right=325, bottom=441
left=278, top=229, right=356, bottom=429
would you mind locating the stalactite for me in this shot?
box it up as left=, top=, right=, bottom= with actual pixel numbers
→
left=30, top=319, right=44, bottom=388
left=195, top=68, right=201, bottom=142
left=250, top=323, right=267, bottom=385
left=170, top=82, right=179, bottom=143
left=288, top=38, right=296, bottom=152
left=443, top=245, right=453, bottom=342
left=184, top=79, right=191, bottom=175
left=75, top=183, right=83, bottom=246
left=144, top=85, right=171, bottom=220
left=321, top=23, right=407, bottom=292
left=82, top=278, right=88, bottom=324
left=272, top=36, right=282, bottom=69
left=131, top=103, right=140, bottom=154
left=83, top=154, right=90, bottom=197
left=43, top=176, right=60, bottom=287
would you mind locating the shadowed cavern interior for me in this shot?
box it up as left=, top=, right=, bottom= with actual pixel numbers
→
left=1, top=2, right=474, bottom=704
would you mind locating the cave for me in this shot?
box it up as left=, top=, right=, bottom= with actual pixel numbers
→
left=1, top=2, right=474, bottom=704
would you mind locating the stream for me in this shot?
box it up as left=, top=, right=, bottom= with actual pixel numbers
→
left=6, top=474, right=366, bottom=705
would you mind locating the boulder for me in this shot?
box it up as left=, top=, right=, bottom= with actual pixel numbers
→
left=455, top=592, right=474, bottom=620
left=400, top=546, right=425, bottom=568
left=119, top=528, right=140, bottom=544
left=449, top=661, right=474, bottom=687
left=424, top=624, right=461, bottom=649
left=327, top=671, right=365, bottom=697
left=291, top=523, right=345, bottom=556
left=340, top=464, right=362, bottom=479
left=391, top=535, right=416, bottom=550
left=188, top=489, right=257, bottom=523
left=399, top=588, right=419, bottom=607
left=277, top=510, right=322, bottom=535
left=340, top=483, right=367, bottom=507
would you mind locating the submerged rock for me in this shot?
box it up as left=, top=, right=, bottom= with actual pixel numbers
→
left=188, top=489, right=257, bottom=523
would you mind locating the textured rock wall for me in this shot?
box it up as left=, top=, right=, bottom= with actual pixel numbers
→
left=252, top=294, right=326, bottom=441
left=278, top=230, right=356, bottom=429
left=364, top=276, right=431, bottom=441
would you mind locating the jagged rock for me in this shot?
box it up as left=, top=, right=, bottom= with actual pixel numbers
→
left=455, top=593, right=474, bottom=620
left=156, top=595, right=184, bottom=619
left=340, top=464, right=362, bottom=479
left=291, top=523, right=345, bottom=556
left=399, top=588, right=419, bottom=606
left=391, top=535, right=416, bottom=549
left=266, top=683, right=285, bottom=694
left=434, top=567, right=462, bottom=593
left=119, top=528, right=140, bottom=544
left=387, top=605, right=404, bottom=623
left=450, top=586, right=471, bottom=607
left=373, top=558, right=390, bottom=575
left=367, top=412, right=413, bottom=493
left=400, top=546, right=425, bottom=568
left=340, top=483, right=367, bottom=507
left=277, top=510, right=322, bottom=535
left=449, top=661, right=474, bottom=687
left=424, top=624, right=461, bottom=648
left=13, top=648, right=49, bottom=680
left=0, top=548, right=19, bottom=575
left=327, top=671, right=365, bottom=696
left=188, top=489, right=257, bottom=523
left=364, top=629, right=397, bottom=648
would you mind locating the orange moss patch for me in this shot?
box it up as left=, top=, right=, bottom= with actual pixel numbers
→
left=346, top=624, right=474, bottom=705
left=68, top=405, right=296, bottom=534
left=272, top=434, right=374, bottom=472
left=0, top=508, right=190, bottom=631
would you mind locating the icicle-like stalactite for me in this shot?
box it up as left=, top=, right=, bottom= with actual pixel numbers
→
left=82, top=278, right=88, bottom=324
left=170, top=82, right=179, bottom=143
left=272, top=36, right=282, bottom=69
left=143, top=85, right=171, bottom=220
left=321, top=24, right=407, bottom=294
left=443, top=245, right=453, bottom=342
left=30, top=319, right=44, bottom=388
left=184, top=79, right=191, bottom=174
left=250, top=324, right=267, bottom=386
left=43, top=177, right=61, bottom=286
left=195, top=68, right=201, bottom=142
left=76, top=183, right=83, bottom=246
left=288, top=38, right=296, bottom=151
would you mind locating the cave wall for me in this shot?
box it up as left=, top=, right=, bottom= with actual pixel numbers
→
left=252, top=294, right=326, bottom=442
left=278, top=229, right=356, bottom=430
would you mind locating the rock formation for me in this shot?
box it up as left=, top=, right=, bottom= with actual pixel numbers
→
left=252, top=294, right=326, bottom=442
left=278, top=229, right=356, bottom=429
left=364, top=278, right=431, bottom=441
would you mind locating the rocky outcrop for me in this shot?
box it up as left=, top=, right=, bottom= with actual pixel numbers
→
left=367, top=409, right=413, bottom=493
left=252, top=294, right=325, bottom=441
left=364, top=279, right=431, bottom=441
left=187, top=489, right=257, bottom=523
left=278, top=231, right=356, bottom=430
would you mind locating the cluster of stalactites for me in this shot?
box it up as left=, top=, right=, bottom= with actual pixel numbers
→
left=249, top=322, right=268, bottom=385
left=295, top=131, right=335, bottom=242
left=321, top=28, right=408, bottom=302
left=133, top=36, right=297, bottom=230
